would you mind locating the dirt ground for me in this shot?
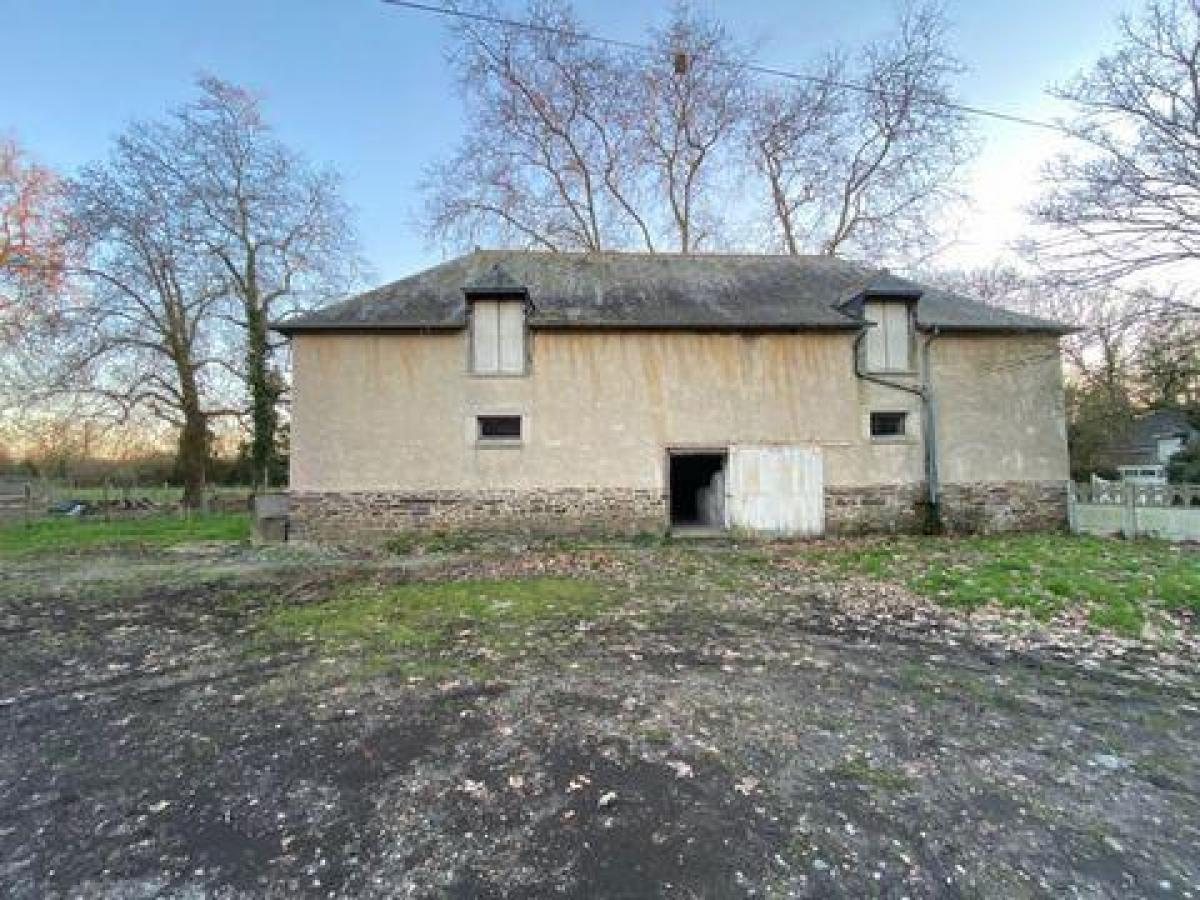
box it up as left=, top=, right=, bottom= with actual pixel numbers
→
left=1, top=539, right=1197, bottom=899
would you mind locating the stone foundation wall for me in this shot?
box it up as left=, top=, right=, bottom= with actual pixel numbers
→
left=938, top=481, right=1068, bottom=534
left=824, top=484, right=929, bottom=535
left=288, top=480, right=1068, bottom=542
left=825, top=481, right=1068, bottom=536
left=288, top=488, right=667, bottom=542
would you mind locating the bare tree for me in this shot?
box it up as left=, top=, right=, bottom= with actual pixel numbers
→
left=426, top=0, right=971, bottom=258
left=425, top=0, right=972, bottom=259
left=747, top=3, right=972, bottom=260
left=52, top=130, right=234, bottom=508
left=1027, top=0, right=1200, bottom=303
left=424, top=0, right=748, bottom=253
left=635, top=4, right=748, bottom=252
left=160, top=77, right=358, bottom=489
left=425, top=0, right=649, bottom=251
left=4, top=80, right=357, bottom=496
left=747, top=57, right=845, bottom=255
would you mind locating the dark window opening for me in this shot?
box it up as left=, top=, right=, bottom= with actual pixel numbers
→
left=870, top=412, right=907, bottom=438
left=669, top=452, right=726, bottom=529
left=478, top=415, right=521, bottom=441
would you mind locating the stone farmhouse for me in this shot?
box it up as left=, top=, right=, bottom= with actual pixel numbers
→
left=275, top=251, right=1070, bottom=540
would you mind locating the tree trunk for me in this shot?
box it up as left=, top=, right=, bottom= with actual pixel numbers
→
left=177, top=369, right=208, bottom=510
left=245, top=296, right=277, bottom=489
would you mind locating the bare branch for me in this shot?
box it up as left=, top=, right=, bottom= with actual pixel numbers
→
left=1026, top=0, right=1200, bottom=293
left=746, top=3, right=973, bottom=261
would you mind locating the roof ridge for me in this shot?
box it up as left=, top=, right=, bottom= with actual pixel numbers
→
left=474, top=248, right=868, bottom=265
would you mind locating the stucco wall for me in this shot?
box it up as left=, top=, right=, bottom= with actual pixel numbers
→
left=289, top=329, right=1067, bottom=498
left=930, top=334, right=1069, bottom=485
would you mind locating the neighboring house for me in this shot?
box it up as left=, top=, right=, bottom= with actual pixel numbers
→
left=1105, top=408, right=1199, bottom=482
left=275, top=251, right=1070, bottom=540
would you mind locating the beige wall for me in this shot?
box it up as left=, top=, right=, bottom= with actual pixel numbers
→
left=289, top=329, right=1067, bottom=493
left=931, top=334, right=1069, bottom=484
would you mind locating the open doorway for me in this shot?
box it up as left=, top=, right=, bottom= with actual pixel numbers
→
left=668, top=451, right=727, bottom=530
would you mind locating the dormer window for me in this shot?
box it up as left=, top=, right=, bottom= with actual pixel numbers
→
left=470, top=297, right=526, bottom=375
left=863, top=300, right=913, bottom=373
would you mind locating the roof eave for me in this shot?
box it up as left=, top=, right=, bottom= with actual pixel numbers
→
left=529, top=320, right=862, bottom=332
left=462, top=286, right=529, bottom=297
left=917, top=322, right=1076, bottom=336
left=277, top=314, right=869, bottom=334
left=272, top=320, right=465, bottom=336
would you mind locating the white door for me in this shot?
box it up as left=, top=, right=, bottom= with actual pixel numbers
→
left=725, top=445, right=824, bottom=537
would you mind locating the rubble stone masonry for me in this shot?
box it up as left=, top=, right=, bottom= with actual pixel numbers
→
left=824, top=484, right=929, bottom=535
left=937, top=481, right=1069, bottom=534
left=288, top=480, right=1067, bottom=541
left=288, top=488, right=667, bottom=542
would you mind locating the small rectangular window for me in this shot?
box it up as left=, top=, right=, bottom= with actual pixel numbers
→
left=477, top=415, right=522, bottom=441
left=870, top=411, right=907, bottom=439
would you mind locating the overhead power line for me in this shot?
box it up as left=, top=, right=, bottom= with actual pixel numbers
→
left=381, top=0, right=1065, bottom=134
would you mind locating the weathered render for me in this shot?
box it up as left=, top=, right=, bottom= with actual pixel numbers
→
left=278, top=251, right=1070, bottom=540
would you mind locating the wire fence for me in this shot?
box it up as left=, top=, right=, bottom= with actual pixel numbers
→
left=0, top=478, right=253, bottom=526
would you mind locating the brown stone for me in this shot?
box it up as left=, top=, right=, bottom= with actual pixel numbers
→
left=289, top=487, right=667, bottom=542
left=288, top=479, right=1068, bottom=542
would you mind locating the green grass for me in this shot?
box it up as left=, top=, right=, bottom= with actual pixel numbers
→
left=826, top=754, right=914, bottom=791
left=260, top=576, right=615, bottom=672
left=383, top=530, right=482, bottom=556
left=0, top=513, right=251, bottom=557
left=809, top=534, right=1200, bottom=637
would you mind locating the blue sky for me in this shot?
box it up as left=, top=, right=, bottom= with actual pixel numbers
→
left=4, top=0, right=1133, bottom=282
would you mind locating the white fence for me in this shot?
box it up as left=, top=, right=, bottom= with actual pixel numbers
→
left=1069, top=482, right=1200, bottom=542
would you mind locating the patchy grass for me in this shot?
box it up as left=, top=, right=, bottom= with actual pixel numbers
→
left=6, top=535, right=1200, bottom=898
left=826, top=754, right=914, bottom=792
left=0, top=513, right=250, bottom=557
left=808, top=534, right=1200, bottom=636
left=384, top=530, right=483, bottom=556
left=260, top=576, right=615, bottom=672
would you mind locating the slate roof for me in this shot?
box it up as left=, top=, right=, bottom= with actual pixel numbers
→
left=1101, top=408, right=1199, bottom=467
left=1128, top=409, right=1199, bottom=452
left=1131, top=408, right=1199, bottom=440
left=274, top=251, right=1070, bottom=335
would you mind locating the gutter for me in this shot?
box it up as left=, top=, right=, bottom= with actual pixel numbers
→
left=274, top=319, right=866, bottom=336
left=925, top=324, right=1076, bottom=336
left=271, top=321, right=464, bottom=336
left=529, top=320, right=862, bottom=333
left=853, top=325, right=943, bottom=532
